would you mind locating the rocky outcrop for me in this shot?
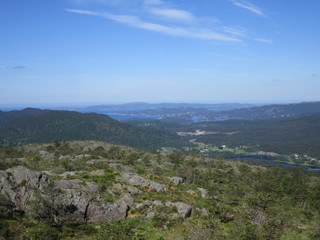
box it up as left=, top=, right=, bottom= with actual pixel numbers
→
left=8, top=165, right=49, bottom=190
left=53, top=179, right=98, bottom=223
left=197, top=187, right=218, bottom=200
left=122, top=173, right=167, bottom=192
left=146, top=211, right=155, bottom=219
left=167, top=177, right=183, bottom=186
left=0, top=166, right=130, bottom=223
left=0, top=166, right=49, bottom=211
left=197, top=187, right=209, bottom=199
left=86, top=201, right=129, bottom=223
left=134, top=199, right=192, bottom=219
left=0, top=166, right=194, bottom=224
left=121, top=194, right=134, bottom=207
left=165, top=201, right=192, bottom=218
left=127, top=186, right=142, bottom=195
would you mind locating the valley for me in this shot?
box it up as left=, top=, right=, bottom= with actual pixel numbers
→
left=1, top=101, right=320, bottom=168
left=1, top=101, right=320, bottom=239
left=3, top=0, right=320, bottom=238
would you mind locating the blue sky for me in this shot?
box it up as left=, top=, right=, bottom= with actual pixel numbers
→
left=1, top=0, right=320, bottom=106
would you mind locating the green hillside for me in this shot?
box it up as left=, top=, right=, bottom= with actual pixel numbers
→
left=0, top=141, right=319, bottom=239
left=0, top=110, right=189, bottom=150
left=0, top=108, right=48, bottom=126
left=182, top=114, right=320, bottom=158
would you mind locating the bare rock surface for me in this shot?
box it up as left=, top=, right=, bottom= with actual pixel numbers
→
left=120, top=194, right=134, bottom=208
left=165, top=201, right=192, bottom=218
left=0, top=166, right=49, bottom=211
left=0, top=166, right=194, bottom=224
left=197, top=187, right=209, bottom=199
left=127, top=186, right=141, bottom=195
left=7, top=165, right=49, bottom=190
left=122, top=173, right=167, bottom=192
left=86, top=201, right=129, bottom=223
left=167, top=177, right=183, bottom=185
left=0, top=166, right=129, bottom=223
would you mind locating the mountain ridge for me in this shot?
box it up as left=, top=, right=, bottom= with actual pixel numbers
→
left=0, top=109, right=189, bottom=150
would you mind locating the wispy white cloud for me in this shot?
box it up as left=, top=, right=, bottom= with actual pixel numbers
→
left=144, top=0, right=197, bottom=24
left=254, top=38, right=273, bottom=44
left=148, top=8, right=196, bottom=23
left=221, top=26, right=248, bottom=37
left=66, top=9, right=241, bottom=42
left=231, top=0, right=265, bottom=17
left=144, top=1, right=220, bottom=25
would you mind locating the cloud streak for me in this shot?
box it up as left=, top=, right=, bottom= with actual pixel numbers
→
left=231, top=0, right=265, bottom=17
left=254, top=38, right=273, bottom=44
left=221, top=26, right=248, bottom=37
left=148, top=8, right=196, bottom=23
left=0, top=65, right=27, bottom=70
left=12, top=66, right=27, bottom=70
left=66, top=9, right=241, bottom=42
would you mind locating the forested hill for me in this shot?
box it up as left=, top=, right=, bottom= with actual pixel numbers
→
left=210, top=101, right=320, bottom=120
left=0, top=108, right=48, bottom=125
left=183, top=113, right=320, bottom=158
left=0, top=109, right=189, bottom=150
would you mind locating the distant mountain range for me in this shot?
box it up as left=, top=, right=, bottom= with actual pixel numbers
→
left=76, top=102, right=255, bottom=122
left=123, top=102, right=320, bottom=158
left=208, top=101, right=320, bottom=120
left=82, top=102, right=255, bottom=112
left=6, top=101, right=319, bottom=123
left=1, top=101, right=320, bottom=156
left=93, top=101, right=320, bottom=122
left=0, top=109, right=189, bottom=150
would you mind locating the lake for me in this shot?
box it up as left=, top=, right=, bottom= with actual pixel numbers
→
left=228, top=155, right=320, bottom=171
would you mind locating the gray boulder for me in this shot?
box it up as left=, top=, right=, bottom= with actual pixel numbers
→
left=53, top=179, right=98, bottom=223
left=167, top=177, right=183, bottom=186
left=86, top=201, right=129, bottom=223
left=7, top=165, right=49, bottom=190
left=122, top=173, right=167, bottom=192
left=0, top=166, right=50, bottom=211
left=134, top=200, right=153, bottom=210
left=0, top=166, right=129, bottom=224
left=197, top=188, right=209, bottom=199
left=186, top=190, right=196, bottom=195
left=201, top=208, right=209, bottom=216
left=120, top=194, right=134, bottom=208
left=153, top=200, right=163, bottom=206
left=127, top=186, right=141, bottom=195
left=175, top=202, right=192, bottom=218
left=146, top=212, right=155, bottom=219
left=165, top=201, right=192, bottom=218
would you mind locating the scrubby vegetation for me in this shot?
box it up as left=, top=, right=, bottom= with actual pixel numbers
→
left=0, top=140, right=319, bottom=239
